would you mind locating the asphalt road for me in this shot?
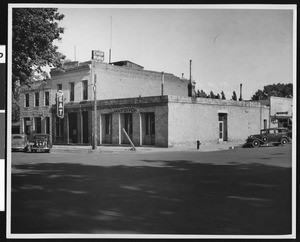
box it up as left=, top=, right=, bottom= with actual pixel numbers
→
left=10, top=144, right=292, bottom=236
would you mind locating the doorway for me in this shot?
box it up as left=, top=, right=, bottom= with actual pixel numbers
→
left=142, top=112, right=155, bottom=145
left=68, top=113, right=78, bottom=143
left=121, top=113, right=133, bottom=144
left=218, top=113, right=228, bottom=141
left=82, top=111, right=89, bottom=144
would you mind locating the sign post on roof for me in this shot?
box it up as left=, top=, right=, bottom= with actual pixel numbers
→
left=56, top=90, right=64, bottom=119
left=92, top=50, right=104, bottom=62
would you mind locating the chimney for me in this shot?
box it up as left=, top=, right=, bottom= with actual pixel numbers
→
left=182, top=73, right=184, bottom=79
left=239, top=83, right=243, bottom=101
left=188, top=60, right=195, bottom=97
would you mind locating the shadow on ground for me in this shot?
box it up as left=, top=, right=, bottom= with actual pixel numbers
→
left=11, top=160, right=291, bottom=235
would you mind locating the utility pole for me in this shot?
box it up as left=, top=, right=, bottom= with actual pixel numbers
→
left=91, top=50, right=104, bottom=150
left=92, top=66, right=97, bottom=150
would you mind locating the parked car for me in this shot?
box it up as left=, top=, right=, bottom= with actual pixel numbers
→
left=245, top=128, right=291, bottom=148
left=30, top=134, right=52, bottom=153
left=11, top=134, right=30, bottom=152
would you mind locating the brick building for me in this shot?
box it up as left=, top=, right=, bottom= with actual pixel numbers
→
left=19, top=80, right=52, bottom=136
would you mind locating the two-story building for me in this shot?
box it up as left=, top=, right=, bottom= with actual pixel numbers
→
left=18, top=58, right=292, bottom=147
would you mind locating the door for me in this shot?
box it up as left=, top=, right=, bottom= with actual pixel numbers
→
left=68, top=113, right=78, bottom=143
left=122, top=113, right=133, bottom=144
left=143, top=113, right=155, bottom=145
left=82, top=111, right=89, bottom=144
left=218, top=121, right=224, bottom=141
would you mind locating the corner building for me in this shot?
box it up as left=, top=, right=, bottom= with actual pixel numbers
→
left=19, top=59, right=285, bottom=147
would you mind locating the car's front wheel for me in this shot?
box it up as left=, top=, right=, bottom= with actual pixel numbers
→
left=280, top=137, right=288, bottom=146
left=252, top=139, right=260, bottom=148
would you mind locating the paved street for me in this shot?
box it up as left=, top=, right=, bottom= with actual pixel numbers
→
left=10, top=145, right=292, bottom=235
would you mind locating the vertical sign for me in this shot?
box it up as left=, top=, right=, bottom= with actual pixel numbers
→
left=56, top=90, right=64, bottom=119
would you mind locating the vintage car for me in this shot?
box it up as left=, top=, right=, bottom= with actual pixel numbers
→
left=11, top=134, right=30, bottom=152
left=245, top=128, right=291, bottom=148
left=30, top=134, right=52, bottom=153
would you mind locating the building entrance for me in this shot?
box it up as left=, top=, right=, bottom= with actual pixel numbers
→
left=101, top=114, right=112, bottom=144
left=68, top=113, right=78, bottom=143
left=142, top=112, right=155, bottom=145
left=218, top=113, right=228, bottom=141
left=121, top=113, right=133, bottom=144
left=82, top=111, right=89, bottom=144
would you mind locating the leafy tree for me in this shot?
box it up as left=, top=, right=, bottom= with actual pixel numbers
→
left=12, top=8, right=65, bottom=91
left=221, top=91, right=226, bottom=100
left=251, top=83, right=293, bottom=100
left=215, top=93, right=220, bottom=99
left=12, top=92, right=20, bottom=123
left=231, top=91, right=237, bottom=100
left=209, top=91, right=216, bottom=99
left=196, top=89, right=208, bottom=98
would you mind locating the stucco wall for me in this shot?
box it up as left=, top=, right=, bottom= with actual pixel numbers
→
left=168, top=97, right=269, bottom=146
left=270, top=96, right=293, bottom=116
left=93, top=62, right=188, bottom=100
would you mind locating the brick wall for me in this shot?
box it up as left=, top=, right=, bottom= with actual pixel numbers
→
left=19, top=81, right=52, bottom=136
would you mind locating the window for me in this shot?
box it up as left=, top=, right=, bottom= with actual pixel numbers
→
left=70, top=82, right=75, bottom=101
left=25, top=93, right=29, bottom=107
left=45, top=91, right=50, bottom=106
left=82, top=80, right=88, bottom=100
left=35, top=92, right=39, bottom=107
left=23, top=117, right=31, bottom=135
left=45, top=117, right=50, bottom=134
left=57, top=84, right=62, bottom=91
left=34, top=117, right=42, bottom=133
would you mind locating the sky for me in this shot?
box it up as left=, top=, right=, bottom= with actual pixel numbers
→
left=53, top=5, right=294, bottom=100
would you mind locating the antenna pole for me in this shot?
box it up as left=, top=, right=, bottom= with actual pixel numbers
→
left=109, top=16, right=112, bottom=63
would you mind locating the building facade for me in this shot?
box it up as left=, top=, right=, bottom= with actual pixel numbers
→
left=18, top=59, right=291, bottom=147
left=51, top=95, right=269, bottom=147
left=19, top=80, right=52, bottom=137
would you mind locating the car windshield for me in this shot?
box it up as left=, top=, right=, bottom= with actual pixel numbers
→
left=34, top=135, right=48, bottom=140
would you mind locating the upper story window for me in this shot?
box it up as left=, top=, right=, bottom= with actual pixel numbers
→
left=45, top=91, right=50, bottom=106
left=57, top=84, right=62, bottom=91
left=35, top=92, right=39, bottom=107
left=70, top=82, right=75, bottom=101
left=82, top=80, right=88, bottom=100
left=25, top=93, right=29, bottom=107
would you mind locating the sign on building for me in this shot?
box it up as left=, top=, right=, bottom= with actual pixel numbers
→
left=56, top=90, right=64, bottom=119
left=92, top=50, right=104, bottom=61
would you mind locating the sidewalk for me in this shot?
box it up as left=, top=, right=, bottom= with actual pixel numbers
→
left=52, top=141, right=245, bottom=154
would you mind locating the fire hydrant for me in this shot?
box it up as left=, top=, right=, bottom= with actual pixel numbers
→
left=197, top=140, right=201, bottom=149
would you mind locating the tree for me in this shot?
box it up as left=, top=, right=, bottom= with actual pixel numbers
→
left=251, top=83, right=293, bottom=100
left=196, top=89, right=208, bottom=98
left=231, top=91, right=237, bottom=100
left=215, top=93, right=220, bottom=99
left=12, top=8, right=65, bottom=91
left=221, top=91, right=226, bottom=100
left=209, top=91, right=216, bottom=99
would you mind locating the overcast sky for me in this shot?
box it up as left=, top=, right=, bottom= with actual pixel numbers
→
left=54, top=5, right=294, bottom=100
